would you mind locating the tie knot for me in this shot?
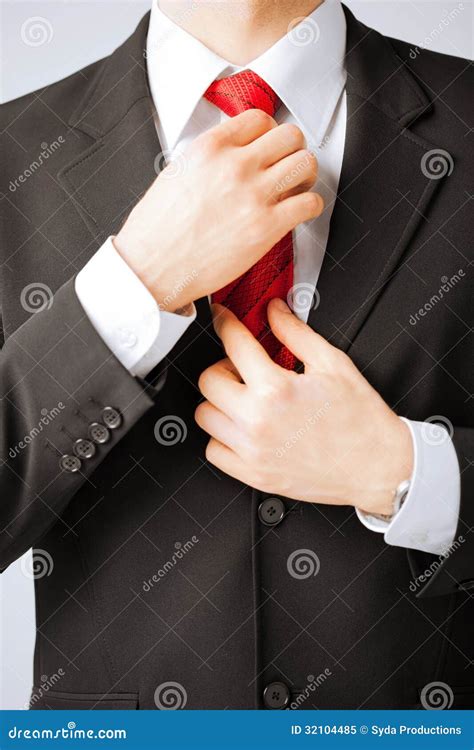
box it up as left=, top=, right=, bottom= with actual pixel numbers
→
left=204, top=70, right=281, bottom=118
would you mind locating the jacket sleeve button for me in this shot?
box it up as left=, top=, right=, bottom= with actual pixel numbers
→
left=101, top=406, right=122, bottom=430
left=88, top=422, right=110, bottom=444
left=73, top=438, right=96, bottom=459
left=59, top=454, right=82, bottom=473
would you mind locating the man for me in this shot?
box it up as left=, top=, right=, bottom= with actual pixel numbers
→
left=0, top=0, right=472, bottom=710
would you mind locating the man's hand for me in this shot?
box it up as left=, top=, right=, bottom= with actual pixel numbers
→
left=114, top=110, right=323, bottom=311
left=196, top=299, right=414, bottom=516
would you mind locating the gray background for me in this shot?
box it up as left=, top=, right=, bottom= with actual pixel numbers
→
left=0, top=0, right=472, bottom=710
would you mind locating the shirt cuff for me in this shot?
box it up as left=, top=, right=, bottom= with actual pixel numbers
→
left=356, top=417, right=461, bottom=555
left=75, top=237, right=196, bottom=378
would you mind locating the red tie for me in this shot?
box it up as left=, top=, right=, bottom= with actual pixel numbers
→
left=204, top=70, right=296, bottom=370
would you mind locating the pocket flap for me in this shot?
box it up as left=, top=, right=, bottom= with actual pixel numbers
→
left=30, top=689, right=138, bottom=710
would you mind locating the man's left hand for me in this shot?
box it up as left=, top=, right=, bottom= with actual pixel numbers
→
left=196, top=299, right=414, bottom=516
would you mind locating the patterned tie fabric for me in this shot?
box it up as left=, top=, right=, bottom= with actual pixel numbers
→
left=204, top=70, right=296, bottom=370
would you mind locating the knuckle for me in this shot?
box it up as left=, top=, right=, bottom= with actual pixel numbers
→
left=279, top=123, right=305, bottom=149
left=227, top=159, right=247, bottom=184
left=205, top=439, right=217, bottom=463
left=303, top=191, right=322, bottom=213
left=196, top=129, right=222, bottom=155
left=244, top=108, right=274, bottom=129
left=198, top=368, right=212, bottom=393
left=305, top=150, right=318, bottom=178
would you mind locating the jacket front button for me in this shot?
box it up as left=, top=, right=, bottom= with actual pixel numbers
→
left=263, top=681, right=290, bottom=709
left=59, top=454, right=82, bottom=473
left=88, top=422, right=110, bottom=444
left=258, top=497, right=285, bottom=527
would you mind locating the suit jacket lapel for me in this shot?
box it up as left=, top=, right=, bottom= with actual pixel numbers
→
left=308, top=6, right=448, bottom=353
left=55, top=12, right=219, bottom=347
left=57, top=13, right=158, bottom=248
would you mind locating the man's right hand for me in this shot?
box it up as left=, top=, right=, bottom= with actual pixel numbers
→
left=114, top=109, right=323, bottom=312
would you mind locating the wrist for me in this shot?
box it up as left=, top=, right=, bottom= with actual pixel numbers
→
left=112, top=233, right=192, bottom=313
left=356, top=416, right=414, bottom=516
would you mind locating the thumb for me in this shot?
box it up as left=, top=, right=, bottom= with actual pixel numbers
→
left=267, top=298, right=338, bottom=370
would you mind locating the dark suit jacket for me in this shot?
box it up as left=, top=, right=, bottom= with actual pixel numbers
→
left=0, top=7, right=472, bottom=710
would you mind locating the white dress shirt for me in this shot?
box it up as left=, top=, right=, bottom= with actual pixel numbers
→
left=75, top=0, right=460, bottom=556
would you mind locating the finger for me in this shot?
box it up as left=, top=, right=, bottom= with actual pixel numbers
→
left=267, top=298, right=341, bottom=370
left=247, top=122, right=306, bottom=168
left=195, top=401, right=241, bottom=452
left=273, top=191, right=324, bottom=235
left=212, top=304, right=275, bottom=383
left=205, top=438, right=251, bottom=483
left=265, top=149, right=318, bottom=200
left=198, top=359, right=246, bottom=417
left=217, top=108, right=277, bottom=146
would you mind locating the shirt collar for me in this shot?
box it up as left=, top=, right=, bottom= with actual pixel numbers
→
left=146, top=0, right=347, bottom=151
